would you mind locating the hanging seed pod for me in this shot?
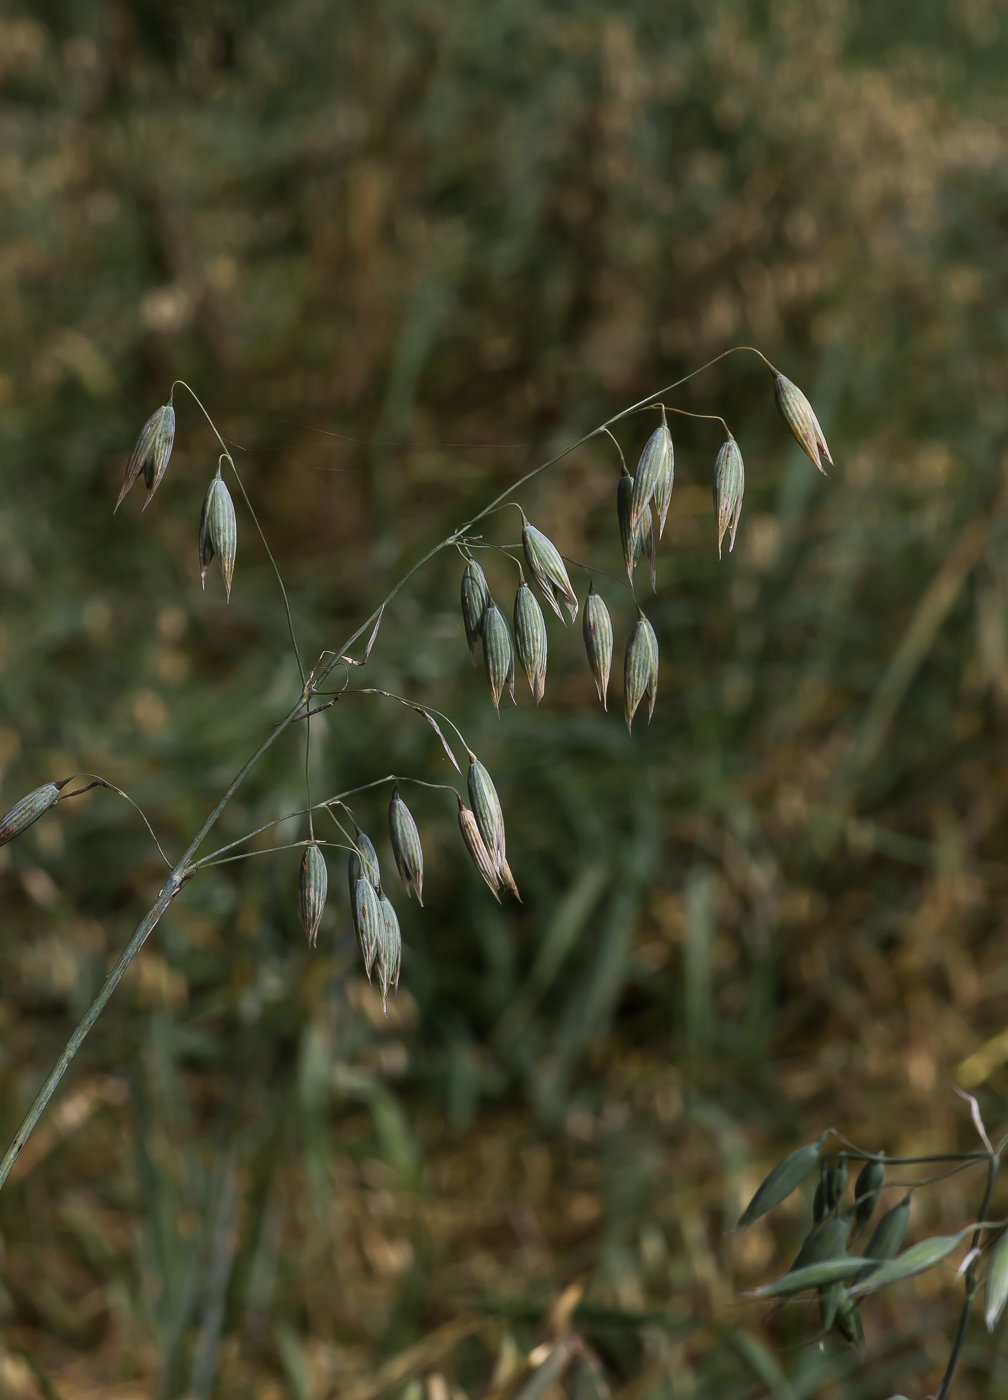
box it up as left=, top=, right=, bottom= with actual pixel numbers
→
left=713, top=433, right=744, bottom=559
left=985, top=1228, right=1008, bottom=1331
left=617, top=466, right=639, bottom=580
left=821, top=1158, right=848, bottom=1214
left=348, top=824, right=381, bottom=899
left=853, top=1157, right=885, bottom=1233
left=297, top=843, right=328, bottom=948
left=467, top=753, right=506, bottom=872
left=0, top=779, right=69, bottom=848
left=460, top=555, right=490, bottom=666
left=353, top=874, right=382, bottom=978
left=198, top=473, right=237, bottom=600
left=624, top=613, right=658, bottom=733
left=774, top=371, right=833, bottom=476
left=834, top=1292, right=864, bottom=1349
left=513, top=574, right=547, bottom=703
left=864, top=1192, right=911, bottom=1262
left=630, top=415, right=671, bottom=537
left=117, top=402, right=176, bottom=511
left=521, top=516, right=578, bottom=623
left=654, top=413, right=675, bottom=539
left=375, top=893, right=402, bottom=1010
left=736, top=1135, right=827, bottom=1230
left=582, top=584, right=613, bottom=709
left=456, top=794, right=501, bottom=900
left=481, top=600, right=515, bottom=715
left=388, top=785, right=423, bottom=905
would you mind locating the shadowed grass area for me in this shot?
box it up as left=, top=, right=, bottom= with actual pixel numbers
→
left=2, top=2, right=1008, bottom=1396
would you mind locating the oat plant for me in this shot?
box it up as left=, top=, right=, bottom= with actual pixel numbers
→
left=736, top=1089, right=1008, bottom=1396
left=0, top=346, right=832, bottom=1252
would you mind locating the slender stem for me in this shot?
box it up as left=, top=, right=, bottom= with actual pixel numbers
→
left=64, top=773, right=174, bottom=868
left=0, top=694, right=305, bottom=1191
left=936, top=1152, right=1000, bottom=1400
left=171, top=380, right=305, bottom=686
left=665, top=405, right=730, bottom=436
left=198, top=839, right=352, bottom=870
left=304, top=710, right=313, bottom=841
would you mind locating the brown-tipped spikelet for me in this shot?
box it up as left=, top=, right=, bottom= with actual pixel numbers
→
left=624, top=611, right=659, bottom=732
left=353, top=875, right=382, bottom=978
left=466, top=752, right=520, bottom=898
left=713, top=433, right=744, bottom=558
left=456, top=794, right=501, bottom=900
left=388, top=785, right=423, bottom=905
left=375, top=893, right=402, bottom=1010
left=774, top=371, right=833, bottom=476
left=617, top=467, right=639, bottom=580
left=513, top=574, right=547, bottom=703
left=481, top=600, right=515, bottom=715
left=582, top=584, right=613, bottom=709
left=0, top=779, right=69, bottom=848
left=198, top=473, right=237, bottom=600
left=297, top=843, right=328, bottom=948
left=654, top=412, right=675, bottom=539
left=117, top=403, right=175, bottom=511
left=467, top=751, right=505, bottom=870
left=630, top=414, right=671, bottom=537
left=460, top=555, right=490, bottom=665
left=521, top=516, right=578, bottom=623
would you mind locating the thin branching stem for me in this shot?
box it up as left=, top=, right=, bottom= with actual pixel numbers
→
left=0, top=341, right=784, bottom=1192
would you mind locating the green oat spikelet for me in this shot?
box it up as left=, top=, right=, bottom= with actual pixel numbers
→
left=0, top=779, right=70, bottom=848
left=481, top=599, right=515, bottom=715
left=466, top=751, right=519, bottom=900
left=736, top=1135, right=827, bottom=1230
left=375, top=892, right=402, bottom=1010
left=460, top=555, right=490, bottom=665
left=653, top=411, right=675, bottom=539
left=297, top=843, right=328, bottom=948
left=521, top=515, right=578, bottom=623
left=456, top=793, right=501, bottom=901
left=863, top=1192, right=911, bottom=1262
left=713, top=432, right=744, bottom=558
left=117, top=402, right=175, bottom=511
left=352, top=874, right=382, bottom=979
left=513, top=572, right=547, bottom=703
left=198, top=472, right=237, bottom=600
left=630, top=413, right=671, bottom=538
left=388, top=785, right=423, bottom=905
left=853, top=1157, right=886, bottom=1233
left=582, top=584, right=613, bottom=709
left=774, top=371, right=833, bottom=476
left=617, top=465, right=638, bottom=581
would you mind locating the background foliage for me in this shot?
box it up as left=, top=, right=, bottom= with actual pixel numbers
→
left=2, top=0, right=1008, bottom=1395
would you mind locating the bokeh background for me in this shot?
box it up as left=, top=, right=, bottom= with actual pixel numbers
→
left=2, top=1, right=1008, bottom=1396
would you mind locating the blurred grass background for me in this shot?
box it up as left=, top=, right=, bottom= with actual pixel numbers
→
left=2, top=0, right=1008, bottom=1396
